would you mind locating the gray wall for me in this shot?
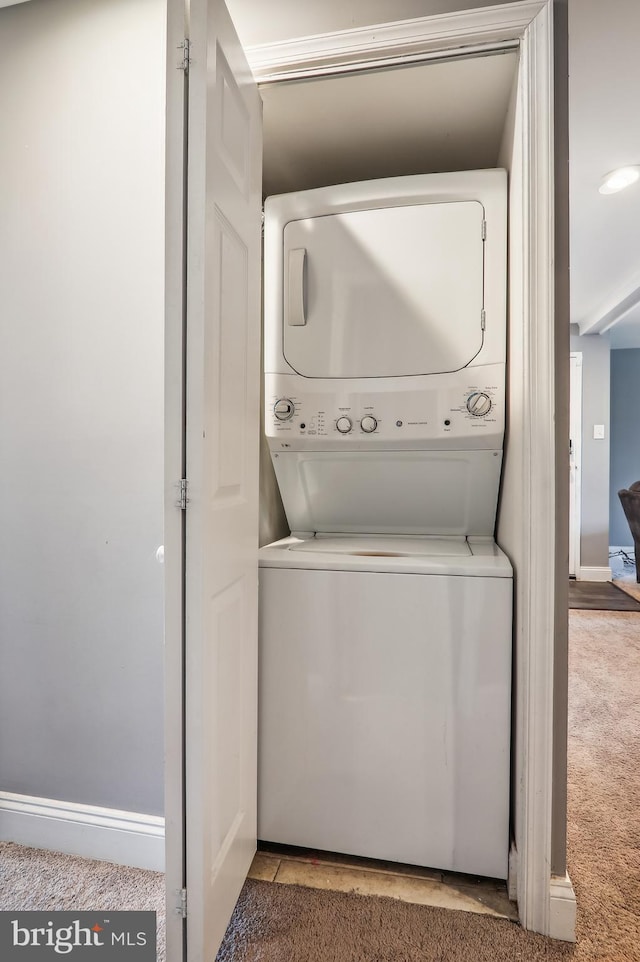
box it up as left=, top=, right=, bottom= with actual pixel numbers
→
left=610, top=348, right=640, bottom=545
left=0, top=0, right=166, bottom=815
left=569, top=327, right=611, bottom=568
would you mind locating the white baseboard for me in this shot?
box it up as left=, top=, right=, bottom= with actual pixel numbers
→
left=0, top=792, right=164, bottom=872
left=549, top=873, right=577, bottom=942
left=505, top=844, right=576, bottom=942
left=576, top=565, right=612, bottom=582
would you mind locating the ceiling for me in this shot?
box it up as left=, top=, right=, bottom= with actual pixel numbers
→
left=567, top=0, right=640, bottom=349
left=260, top=53, right=517, bottom=197
left=227, top=0, right=640, bottom=350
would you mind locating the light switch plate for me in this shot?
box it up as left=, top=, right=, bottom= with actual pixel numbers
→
left=593, top=424, right=605, bottom=439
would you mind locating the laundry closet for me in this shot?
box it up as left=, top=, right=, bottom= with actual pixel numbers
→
left=255, top=48, right=519, bottom=880
left=166, top=2, right=569, bottom=957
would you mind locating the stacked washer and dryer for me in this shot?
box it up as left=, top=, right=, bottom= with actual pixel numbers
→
left=258, top=169, right=512, bottom=880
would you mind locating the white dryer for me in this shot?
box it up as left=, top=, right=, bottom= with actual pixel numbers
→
left=259, top=170, right=512, bottom=879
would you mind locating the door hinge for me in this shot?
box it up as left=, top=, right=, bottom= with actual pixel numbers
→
left=481, top=219, right=487, bottom=241
left=177, top=39, right=191, bottom=73
left=175, top=888, right=187, bottom=919
left=177, top=479, right=189, bottom=510
left=481, top=309, right=486, bottom=330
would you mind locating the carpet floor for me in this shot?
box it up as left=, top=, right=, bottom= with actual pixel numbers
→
left=1, top=609, right=638, bottom=961
left=0, top=843, right=166, bottom=954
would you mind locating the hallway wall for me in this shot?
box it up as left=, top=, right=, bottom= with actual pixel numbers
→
left=0, top=0, right=166, bottom=815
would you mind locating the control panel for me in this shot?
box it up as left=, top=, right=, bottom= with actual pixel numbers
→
left=274, top=398, right=295, bottom=421
left=265, top=368, right=505, bottom=451
left=466, top=392, right=493, bottom=417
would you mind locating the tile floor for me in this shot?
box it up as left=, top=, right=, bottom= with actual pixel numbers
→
left=247, top=846, right=518, bottom=921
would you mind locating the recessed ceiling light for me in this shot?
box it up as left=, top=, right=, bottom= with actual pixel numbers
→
left=599, top=166, right=640, bottom=195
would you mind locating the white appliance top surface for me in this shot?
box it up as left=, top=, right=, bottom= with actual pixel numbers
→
left=290, top=534, right=471, bottom=557
left=259, top=535, right=512, bottom=577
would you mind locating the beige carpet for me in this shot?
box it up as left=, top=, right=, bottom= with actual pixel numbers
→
left=0, top=844, right=166, bottom=958
left=216, top=878, right=574, bottom=962
left=1, top=609, right=639, bottom=961
left=615, top=579, right=640, bottom=603
left=565, top=609, right=640, bottom=961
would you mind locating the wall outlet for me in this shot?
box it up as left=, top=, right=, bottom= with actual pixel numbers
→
left=593, top=424, right=605, bottom=439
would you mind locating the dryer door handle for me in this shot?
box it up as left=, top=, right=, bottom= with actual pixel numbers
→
left=286, top=248, right=307, bottom=326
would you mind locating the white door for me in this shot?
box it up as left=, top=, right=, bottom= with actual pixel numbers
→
left=569, top=353, right=582, bottom=578
left=183, top=0, right=262, bottom=957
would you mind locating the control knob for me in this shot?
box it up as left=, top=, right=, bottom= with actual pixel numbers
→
left=466, top=392, right=492, bottom=417
left=360, top=415, right=378, bottom=433
left=274, top=398, right=295, bottom=421
left=336, top=416, right=353, bottom=434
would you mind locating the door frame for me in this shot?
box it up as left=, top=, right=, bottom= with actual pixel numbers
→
left=569, top=352, right=583, bottom=578
left=164, top=0, right=189, bottom=958
left=246, top=0, right=574, bottom=940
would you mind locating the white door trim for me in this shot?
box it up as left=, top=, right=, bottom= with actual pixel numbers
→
left=245, top=1, right=547, bottom=83
left=245, top=0, right=573, bottom=940
left=569, top=353, right=582, bottom=578
left=513, top=2, right=565, bottom=936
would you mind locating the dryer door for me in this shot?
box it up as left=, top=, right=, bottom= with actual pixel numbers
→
left=283, top=200, right=484, bottom=378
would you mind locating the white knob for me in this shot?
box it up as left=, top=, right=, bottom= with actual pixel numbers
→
left=466, top=392, right=492, bottom=417
left=155, top=546, right=164, bottom=564
left=274, top=398, right=295, bottom=421
left=360, top=415, right=377, bottom=433
left=336, top=416, right=352, bottom=434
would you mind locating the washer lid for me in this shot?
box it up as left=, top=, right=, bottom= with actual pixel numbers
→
left=282, top=200, right=484, bottom=379
left=290, top=535, right=472, bottom=557
left=270, top=449, right=503, bottom=537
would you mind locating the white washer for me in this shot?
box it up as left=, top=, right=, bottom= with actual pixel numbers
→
left=258, top=535, right=512, bottom=879
left=259, top=170, right=512, bottom=879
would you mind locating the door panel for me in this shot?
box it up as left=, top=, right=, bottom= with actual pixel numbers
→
left=184, top=0, right=262, bottom=958
left=282, top=201, right=484, bottom=378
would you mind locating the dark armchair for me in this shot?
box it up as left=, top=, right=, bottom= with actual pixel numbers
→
left=618, top=481, right=640, bottom=583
